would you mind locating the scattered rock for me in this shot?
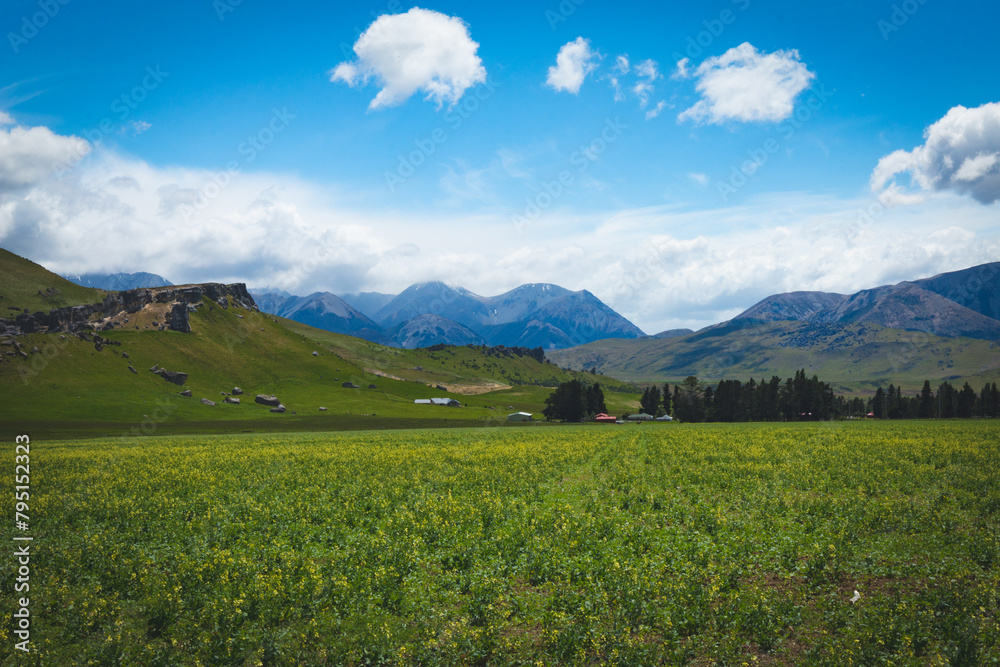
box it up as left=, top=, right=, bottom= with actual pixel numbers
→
left=128, top=365, right=137, bottom=374
left=235, top=313, right=243, bottom=319
left=368, top=384, right=378, bottom=389
left=232, top=387, right=243, bottom=395
left=255, top=394, right=281, bottom=407
left=221, top=391, right=228, bottom=396
left=155, top=369, right=188, bottom=386
left=319, top=407, right=327, bottom=411
left=122, top=351, right=129, bottom=359
left=180, top=389, right=192, bottom=397
left=312, top=351, right=319, bottom=356
left=224, top=396, right=240, bottom=404
left=150, top=364, right=160, bottom=372
left=30, top=346, right=40, bottom=354
left=436, top=384, right=448, bottom=391
left=201, top=398, right=216, bottom=406
left=58, top=335, right=67, bottom=340
left=342, top=382, right=359, bottom=389
left=270, top=404, right=286, bottom=413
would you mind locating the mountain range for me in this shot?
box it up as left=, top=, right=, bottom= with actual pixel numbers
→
left=549, top=262, right=1000, bottom=387
left=249, top=282, right=646, bottom=350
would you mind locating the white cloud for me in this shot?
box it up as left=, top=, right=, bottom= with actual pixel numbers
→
left=689, top=172, right=709, bottom=185
left=645, top=101, right=667, bottom=120
left=677, top=43, right=815, bottom=124
left=546, top=37, right=599, bottom=94
left=0, top=115, right=90, bottom=191
left=614, top=55, right=630, bottom=74
left=671, top=58, right=691, bottom=80
left=871, top=102, right=1000, bottom=205
left=127, top=120, right=152, bottom=135
left=330, top=7, right=486, bottom=110
left=2, top=123, right=997, bottom=335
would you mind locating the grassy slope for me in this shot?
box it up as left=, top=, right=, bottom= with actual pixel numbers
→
left=549, top=320, right=1000, bottom=394
left=0, top=248, right=105, bottom=313
left=0, top=298, right=641, bottom=439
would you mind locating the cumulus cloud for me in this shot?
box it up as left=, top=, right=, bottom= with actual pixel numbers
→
left=330, top=7, right=486, bottom=110
left=871, top=102, right=1000, bottom=204
left=546, top=37, right=599, bottom=94
left=0, top=115, right=90, bottom=191
left=677, top=43, right=815, bottom=124
left=2, top=122, right=997, bottom=335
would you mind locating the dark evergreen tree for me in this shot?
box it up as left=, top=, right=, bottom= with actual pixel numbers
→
left=662, top=382, right=672, bottom=416
left=957, top=382, right=977, bottom=418
left=543, top=379, right=585, bottom=422
left=585, top=383, right=607, bottom=416
left=873, top=387, right=886, bottom=419
left=919, top=380, right=934, bottom=418
left=640, top=385, right=661, bottom=416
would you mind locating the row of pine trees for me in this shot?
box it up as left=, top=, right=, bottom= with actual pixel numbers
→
left=543, top=372, right=1000, bottom=422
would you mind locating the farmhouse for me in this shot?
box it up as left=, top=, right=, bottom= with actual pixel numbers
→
left=594, top=413, right=617, bottom=423
left=507, top=412, right=533, bottom=421
left=414, top=397, right=461, bottom=407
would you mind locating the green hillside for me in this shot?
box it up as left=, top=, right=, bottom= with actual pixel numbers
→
left=0, top=293, right=639, bottom=440
left=549, top=320, right=1000, bottom=394
left=0, top=248, right=105, bottom=314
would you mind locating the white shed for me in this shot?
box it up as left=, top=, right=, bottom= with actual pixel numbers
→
left=507, top=412, right=533, bottom=421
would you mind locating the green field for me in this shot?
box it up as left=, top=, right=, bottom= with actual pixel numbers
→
left=2, top=421, right=998, bottom=665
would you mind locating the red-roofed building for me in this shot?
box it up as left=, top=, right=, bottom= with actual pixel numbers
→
left=594, top=413, right=617, bottom=423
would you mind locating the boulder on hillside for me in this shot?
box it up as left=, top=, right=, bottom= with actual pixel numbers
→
left=342, top=382, right=359, bottom=389
left=312, top=351, right=319, bottom=356
left=128, top=365, right=137, bottom=374
left=201, top=398, right=216, bottom=406
left=232, top=387, right=243, bottom=395
left=180, top=389, right=192, bottom=397
left=368, top=384, right=378, bottom=389
left=255, top=394, right=281, bottom=407
left=224, top=396, right=240, bottom=404
left=156, top=369, right=188, bottom=386
left=270, top=404, right=286, bottom=413
left=319, top=406, right=327, bottom=411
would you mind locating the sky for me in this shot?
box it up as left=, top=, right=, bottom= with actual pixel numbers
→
left=1, top=0, right=999, bottom=333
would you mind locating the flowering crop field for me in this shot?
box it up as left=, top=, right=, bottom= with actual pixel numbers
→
left=3, top=421, right=999, bottom=665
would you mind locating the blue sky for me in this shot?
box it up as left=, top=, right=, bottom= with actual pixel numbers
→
left=1, top=0, right=999, bottom=332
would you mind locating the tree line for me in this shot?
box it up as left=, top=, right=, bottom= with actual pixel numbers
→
left=543, top=372, right=1000, bottom=422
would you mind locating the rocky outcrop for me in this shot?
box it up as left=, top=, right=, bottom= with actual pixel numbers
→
left=0, top=283, right=258, bottom=335
left=255, top=394, right=281, bottom=407
left=224, top=396, right=240, bottom=404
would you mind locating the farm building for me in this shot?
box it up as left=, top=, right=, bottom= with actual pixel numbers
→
left=594, top=413, right=617, bottom=423
left=507, top=412, right=533, bottom=421
left=655, top=414, right=674, bottom=421
left=627, top=413, right=654, bottom=421
left=414, top=397, right=461, bottom=407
